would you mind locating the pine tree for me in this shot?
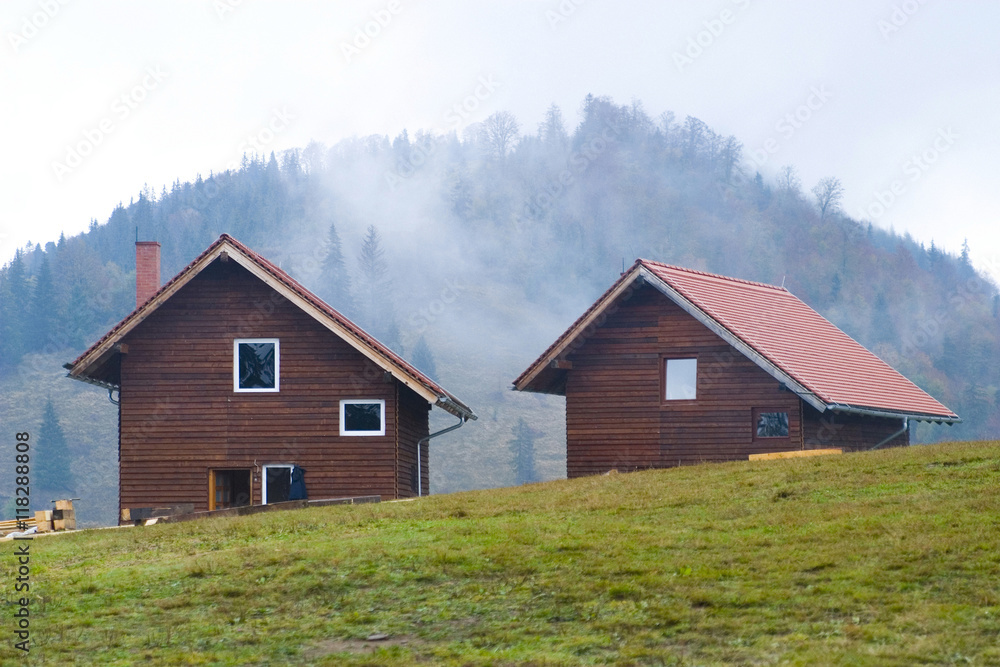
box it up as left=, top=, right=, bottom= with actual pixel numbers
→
left=539, top=103, right=568, bottom=147
left=0, top=250, right=30, bottom=365
left=319, top=221, right=356, bottom=315
left=28, top=254, right=59, bottom=351
left=870, top=292, right=897, bottom=344
left=410, top=335, right=437, bottom=380
left=509, top=418, right=541, bottom=485
left=830, top=272, right=842, bottom=302
left=356, top=225, right=402, bottom=351
left=34, top=399, right=75, bottom=504
left=357, top=224, right=388, bottom=324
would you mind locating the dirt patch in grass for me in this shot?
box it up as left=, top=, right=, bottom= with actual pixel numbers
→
left=303, top=634, right=429, bottom=660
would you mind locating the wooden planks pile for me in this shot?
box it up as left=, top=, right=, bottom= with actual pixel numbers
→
left=0, top=517, right=37, bottom=536
left=749, top=448, right=843, bottom=461
left=34, top=499, right=78, bottom=532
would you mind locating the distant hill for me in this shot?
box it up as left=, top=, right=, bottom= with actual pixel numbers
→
left=1, top=95, right=997, bottom=521
left=4, top=441, right=999, bottom=664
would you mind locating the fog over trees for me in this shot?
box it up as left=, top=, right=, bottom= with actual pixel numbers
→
left=1, top=94, right=997, bottom=525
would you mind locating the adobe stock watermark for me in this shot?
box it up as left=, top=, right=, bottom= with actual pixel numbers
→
left=673, top=0, right=752, bottom=73
left=225, top=107, right=295, bottom=171
left=878, top=0, right=930, bottom=40
left=8, top=0, right=70, bottom=53
left=900, top=269, right=990, bottom=359
left=385, top=74, right=501, bottom=190
left=407, top=278, right=466, bottom=336
left=523, top=119, right=621, bottom=219
left=340, top=0, right=403, bottom=64
left=749, top=85, right=832, bottom=167
left=214, top=0, right=243, bottom=20
left=857, top=127, right=957, bottom=221
left=545, top=0, right=588, bottom=30
left=51, top=65, right=168, bottom=182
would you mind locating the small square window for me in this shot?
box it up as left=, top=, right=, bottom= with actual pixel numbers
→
left=665, top=358, right=697, bottom=400
left=755, top=411, right=789, bottom=438
left=340, top=399, right=386, bottom=436
left=234, top=339, right=279, bottom=392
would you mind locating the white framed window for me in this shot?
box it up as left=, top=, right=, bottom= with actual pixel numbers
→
left=234, top=338, right=279, bottom=392
left=665, top=358, right=697, bottom=401
left=340, top=399, right=386, bottom=436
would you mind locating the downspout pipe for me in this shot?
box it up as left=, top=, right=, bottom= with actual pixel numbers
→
left=416, top=414, right=468, bottom=497
left=870, top=417, right=909, bottom=451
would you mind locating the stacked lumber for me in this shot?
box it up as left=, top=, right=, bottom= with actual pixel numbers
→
left=0, top=517, right=37, bottom=536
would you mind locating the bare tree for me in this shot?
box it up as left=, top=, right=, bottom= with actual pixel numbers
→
left=777, top=165, right=801, bottom=195
left=812, top=177, right=845, bottom=219
left=481, top=110, right=520, bottom=158
left=718, top=135, right=743, bottom=183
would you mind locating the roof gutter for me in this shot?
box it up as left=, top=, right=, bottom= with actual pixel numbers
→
left=62, top=362, right=119, bottom=393
left=436, top=396, right=478, bottom=422
left=416, top=413, right=469, bottom=497
left=827, top=403, right=960, bottom=424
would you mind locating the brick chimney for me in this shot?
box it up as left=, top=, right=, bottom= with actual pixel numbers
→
left=136, top=241, right=161, bottom=307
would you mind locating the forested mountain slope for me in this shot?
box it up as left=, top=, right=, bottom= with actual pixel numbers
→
left=2, top=95, right=997, bottom=525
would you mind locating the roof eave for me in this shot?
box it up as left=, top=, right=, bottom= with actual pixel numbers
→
left=66, top=241, right=229, bottom=381
left=514, top=263, right=644, bottom=392
left=66, top=235, right=475, bottom=417
left=436, top=396, right=478, bottom=421
left=63, top=362, right=119, bottom=392
left=826, top=403, right=961, bottom=424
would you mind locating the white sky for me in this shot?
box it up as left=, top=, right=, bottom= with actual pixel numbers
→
left=2, top=0, right=998, bottom=283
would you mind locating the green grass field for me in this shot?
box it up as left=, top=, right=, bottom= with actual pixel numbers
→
left=3, top=441, right=1000, bottom=666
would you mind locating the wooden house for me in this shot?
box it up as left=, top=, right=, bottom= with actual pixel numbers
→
left=513, top=260, right=959, bottom=477
left=66, top=235, right=475, bottom=521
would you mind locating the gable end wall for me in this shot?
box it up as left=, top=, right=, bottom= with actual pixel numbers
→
left=564, top=284, right=805, bottom=477
left=117, top=260, right=425, bottom=516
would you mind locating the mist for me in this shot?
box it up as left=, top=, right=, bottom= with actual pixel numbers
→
left=1, top=94, right=998, bottom=525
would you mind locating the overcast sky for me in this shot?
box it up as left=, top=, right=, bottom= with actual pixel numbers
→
left=3, top=0, right=998, bottom=283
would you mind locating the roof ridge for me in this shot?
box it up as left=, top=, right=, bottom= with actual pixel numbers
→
left=214, top=236, right=467, bottom=408
left=67, top=234, right=475, bottom=420
left=516, top=259, right=957, bottom=421
left=637, top=258, right=788, bottom=292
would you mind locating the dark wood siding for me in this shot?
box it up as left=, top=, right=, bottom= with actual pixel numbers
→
left=802, top=404, right=908, bottom=451
left=562, top=284, right=914, bottom=477
left=564, top=284, right=804, bottom=477
left=118, top=259, right=425, bottom=517
left=397, top=384, right=431, bottom=497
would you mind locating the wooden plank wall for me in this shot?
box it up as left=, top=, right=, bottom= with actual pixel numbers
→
left=564, top=284, right=804, bottom=477
left=119, top=260, right=423, bottom=516
left=802, top=404, right=908, bottom=451
left=396, top=384, right=431, bottom=497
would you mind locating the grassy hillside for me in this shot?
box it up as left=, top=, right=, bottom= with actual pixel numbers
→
left=3, top=441, right=999, bottom=666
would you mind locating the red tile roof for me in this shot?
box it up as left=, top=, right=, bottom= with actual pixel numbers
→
left=67, top=234, right=475, bottom=420
left=515, top=259, right=958, bottom=422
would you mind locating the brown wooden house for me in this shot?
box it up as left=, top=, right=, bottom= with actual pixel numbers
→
left=66, top=235, right=475, bottom=521
left=514, top=260, right=959, bottom=477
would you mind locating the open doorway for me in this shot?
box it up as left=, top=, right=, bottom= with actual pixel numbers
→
left=263, top=465, right=293, bottom=504
left=209, top=469, right=252, bottom=510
